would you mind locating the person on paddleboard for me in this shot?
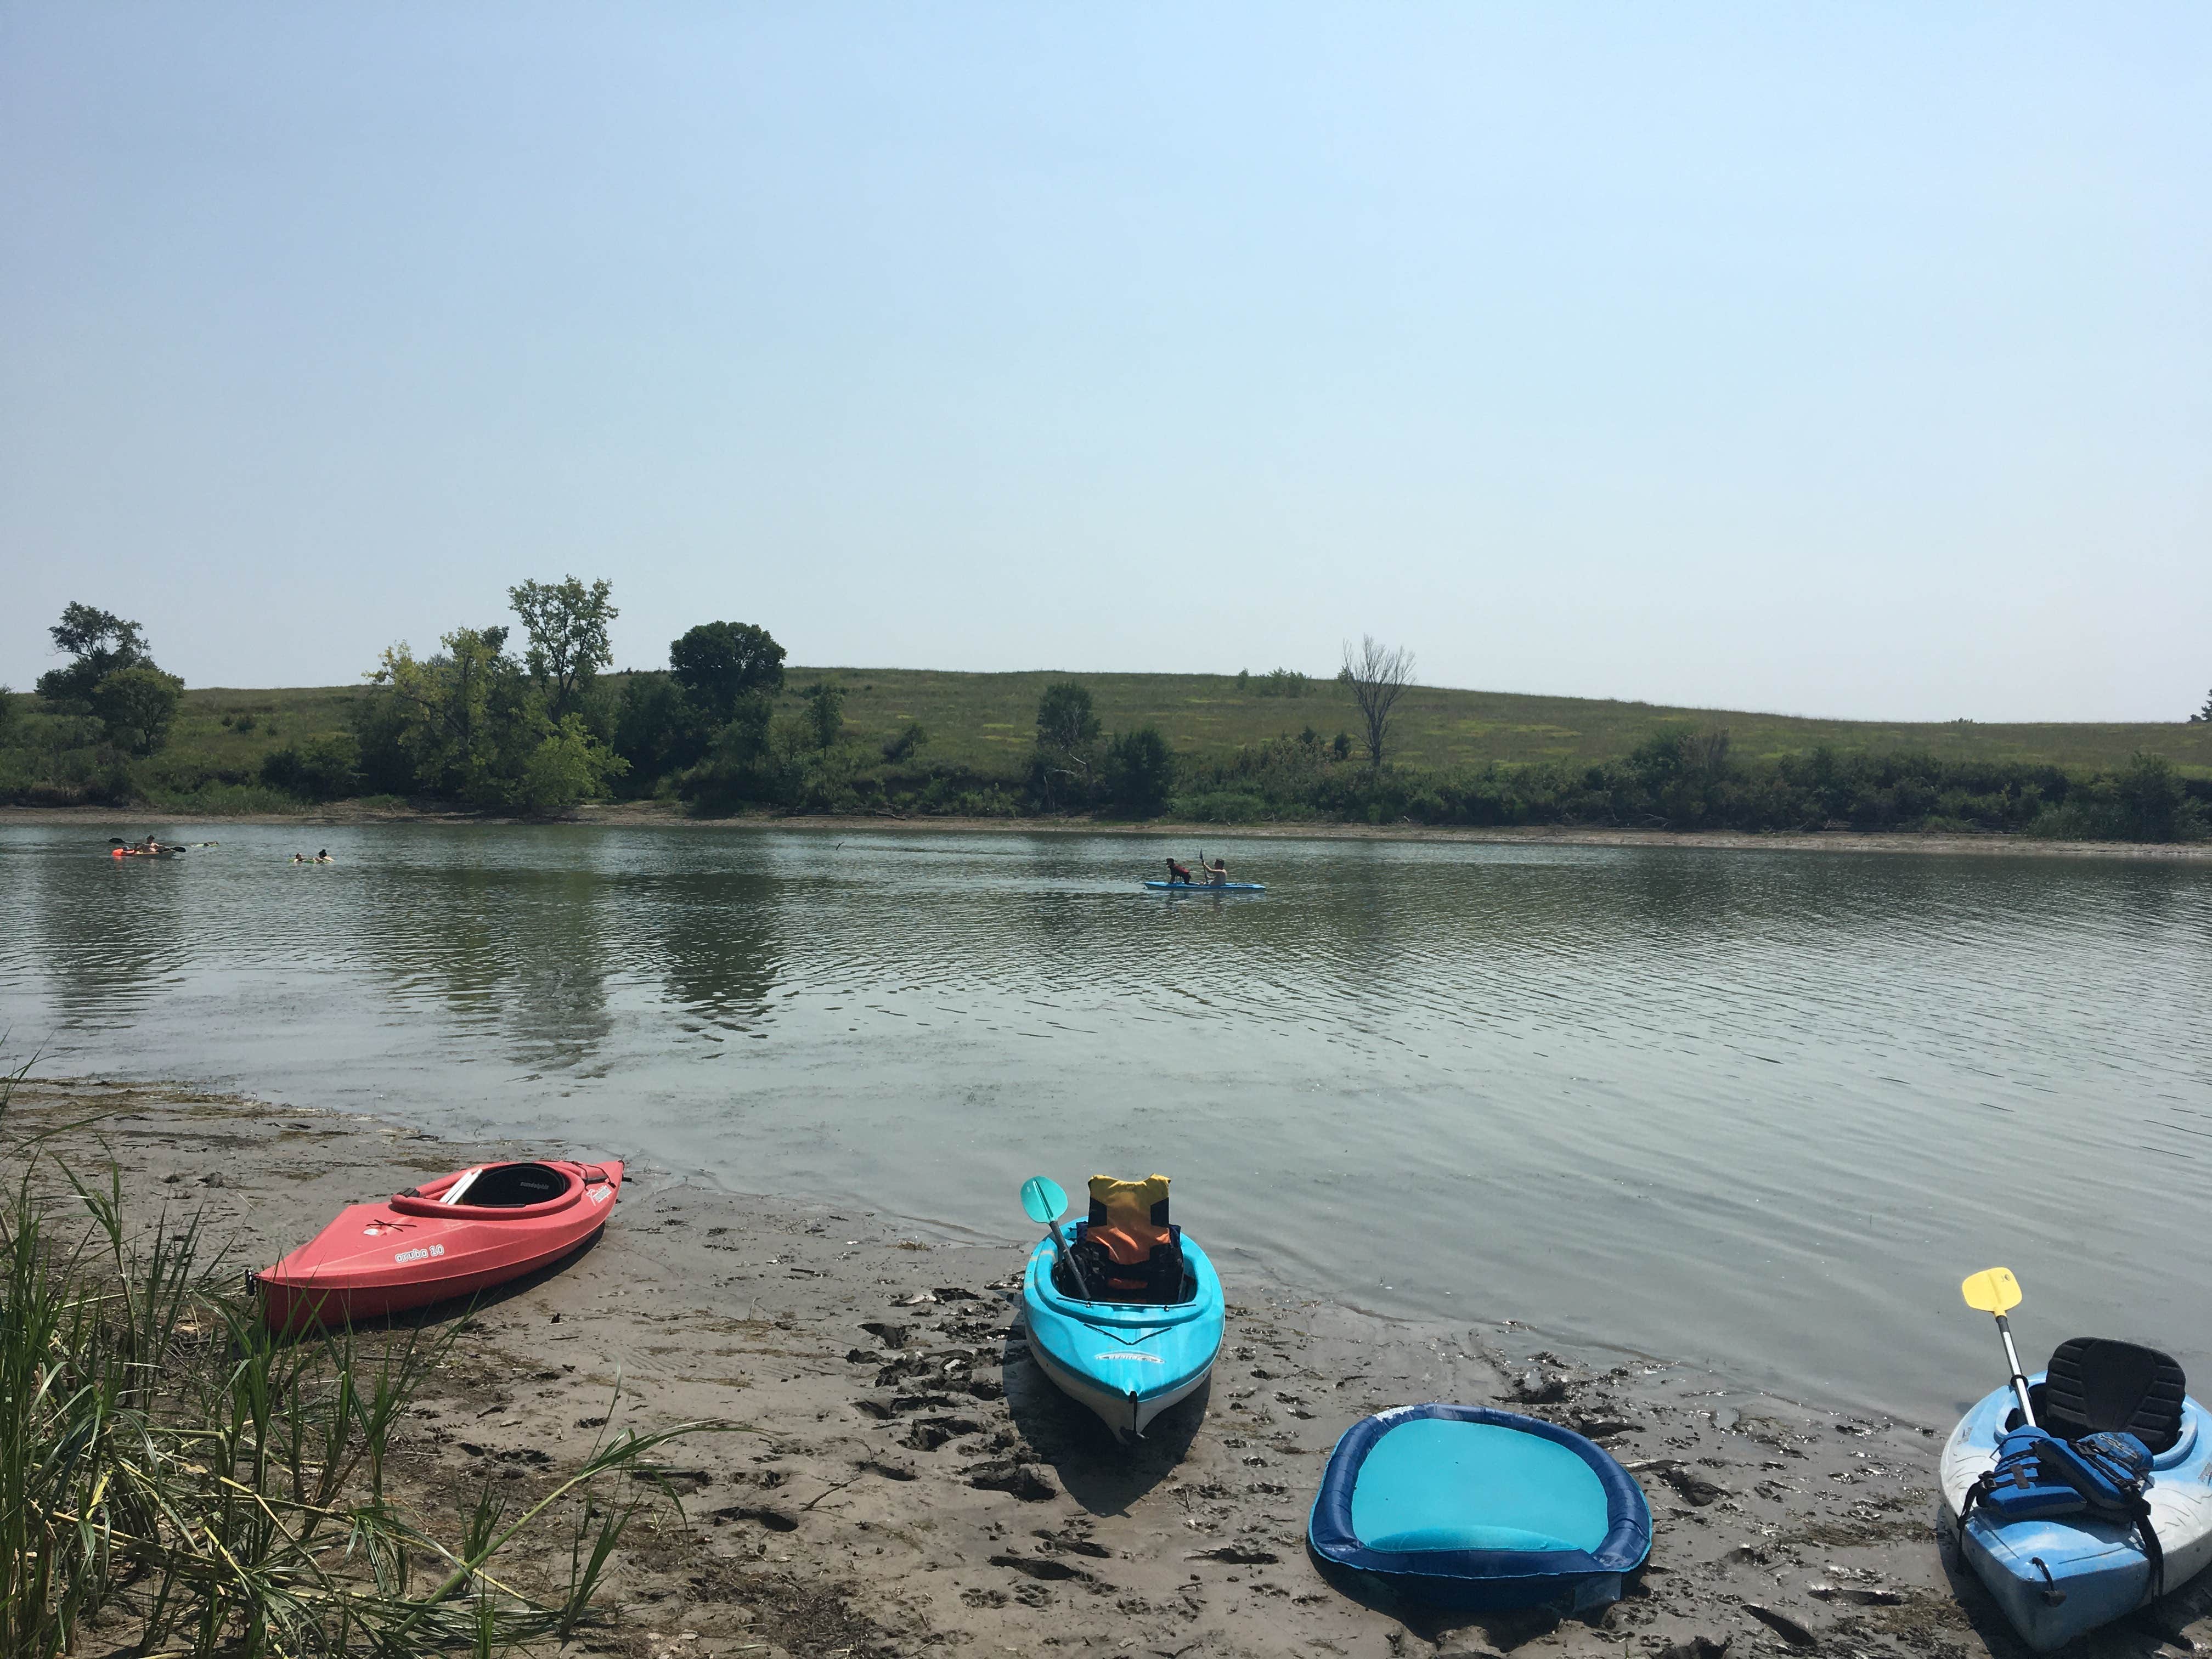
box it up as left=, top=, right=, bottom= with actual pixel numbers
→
left=1165, top=857, right=1195, bottom=886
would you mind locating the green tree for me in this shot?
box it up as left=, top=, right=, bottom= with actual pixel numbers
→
left=0, top=686, right=18, bottom=746
left=801, top=680, right=846, bottom=749
left=676, top=693, right=778, bottom=813
left=1035, top=681, right=1100, bottom=752
left=1030, top=681, right=1103, bottom=812
left=369, top=625, right=531, bottom=804
left=2193, top=689, right=2212, bottom=724
left=89, top=665, right=184, bottom=756
left=261, top=733, right=362, bottom=801
left=2112, top=751, right=2203, bottom=842
left=881, top=721, right=929, bottom=763
left=516, top=714, right=629, bottom=814
left=349, top=686, right=421, bottom=795
left=670, top=623, right=786, bottom=723
left=611, top=673, right=708, bottom=793
left=37, top=603, right=152, bottom=709
left=1104, top=726, right=1175, bottom=816
left=509, top=576, right=618, bottom=718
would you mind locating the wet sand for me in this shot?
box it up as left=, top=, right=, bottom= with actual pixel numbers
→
left=13, top=1077, right=2212, bottom=1659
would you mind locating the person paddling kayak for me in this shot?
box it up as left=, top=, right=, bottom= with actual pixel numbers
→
left=1164, top=858, right=1195, bottom=887
left=1198, top=854, right=1229, bottom=887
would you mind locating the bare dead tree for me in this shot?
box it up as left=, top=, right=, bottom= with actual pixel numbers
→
left=1338, top=636, right=1416, bottom=769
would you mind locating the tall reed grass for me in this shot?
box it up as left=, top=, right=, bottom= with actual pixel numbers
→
left=1, top=1054, right=710, bottom=1657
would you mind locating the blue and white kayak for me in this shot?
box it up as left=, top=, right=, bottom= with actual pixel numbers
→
left=1021, top=1226, right=1224, bottom=1439
left=1940, top=1375, right=2212, bottom=1651
left=1142, top=880, right=1265, bottom=892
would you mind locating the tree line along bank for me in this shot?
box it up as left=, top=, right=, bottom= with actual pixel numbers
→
left=3, top=583, right=2208, bottom=842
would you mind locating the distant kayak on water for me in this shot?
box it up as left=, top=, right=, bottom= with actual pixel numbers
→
left=1151, top=852, right=1260, bottom=891
left=107, top=837, right=217, bottom=860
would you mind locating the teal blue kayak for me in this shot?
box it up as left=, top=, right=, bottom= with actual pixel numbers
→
left=1143, top=880, right=1265, bottom=891
left=1022, top=1226, right=1224, bottom=1439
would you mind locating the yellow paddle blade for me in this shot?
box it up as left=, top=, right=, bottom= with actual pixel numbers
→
left=1961, top=1267, right=2022, bottom=1314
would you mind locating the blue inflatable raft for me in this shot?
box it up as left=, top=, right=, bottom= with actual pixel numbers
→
left=1940, top=1352, right=2212, bottom=1652
left=1142, top=879, right=1265, bottom=892
left=1309, top=1404, right=1652, bottom=1611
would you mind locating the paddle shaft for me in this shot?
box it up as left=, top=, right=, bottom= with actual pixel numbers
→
left=1042, top=1220, right=1096, bottom=1301
left=1994, top=1310, right=2036, bottom=1426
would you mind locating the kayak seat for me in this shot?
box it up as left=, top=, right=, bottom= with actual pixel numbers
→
left=2038, top=1339, right=2188, bottom=1455
left=1056, top=1230, right=1194, bottom=1305
left=2006, top=1340, right=2188, bottom=1454
left=1054, top=1174, right=1189, bottom=1305
left=456, top=1162, right=571, bottom=1209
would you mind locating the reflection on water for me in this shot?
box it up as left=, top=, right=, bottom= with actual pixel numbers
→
left=642, top=867, right=783, bottom=1036
left=3, top=821, right=2209, bottom=1420
left=26, top=848, right=193, bottom=1024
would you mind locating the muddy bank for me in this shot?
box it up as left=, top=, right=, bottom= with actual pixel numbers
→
left=12, top=1077, right=2212, bottom=1659
left=4, top=801, right=2207, bottom=861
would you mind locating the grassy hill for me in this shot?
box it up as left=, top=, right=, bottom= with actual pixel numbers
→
left=87, top=672, right=2212, bottom=783
left=780, top=668, right=2212, bottom=776
left=6, top=672, right=2207, bottom=823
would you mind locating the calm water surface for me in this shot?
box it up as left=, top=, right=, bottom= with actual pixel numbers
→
left=4, top=822, right=2208, bottom=1421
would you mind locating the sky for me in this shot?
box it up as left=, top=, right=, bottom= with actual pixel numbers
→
left=2, top=4, right=2207, bottom=722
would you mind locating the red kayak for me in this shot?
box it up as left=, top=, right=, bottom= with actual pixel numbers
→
left=254, top=1159, right=622, bottom=1329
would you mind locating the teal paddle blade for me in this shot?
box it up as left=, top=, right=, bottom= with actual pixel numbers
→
left=1020, top=1176, right=1067, bottom=1226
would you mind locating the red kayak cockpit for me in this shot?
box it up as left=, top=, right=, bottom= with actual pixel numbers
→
left=390, top=1160, right=616, bottom=1221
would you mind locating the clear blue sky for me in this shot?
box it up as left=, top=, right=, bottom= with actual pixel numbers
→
left=3, top=4, right=2205, bottom=721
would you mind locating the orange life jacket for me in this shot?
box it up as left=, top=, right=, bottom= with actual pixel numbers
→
left=1075, top=1174, right=1181, bottom=1300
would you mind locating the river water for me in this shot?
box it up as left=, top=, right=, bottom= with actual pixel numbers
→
left=4, top=821, right=2208, bottom=1421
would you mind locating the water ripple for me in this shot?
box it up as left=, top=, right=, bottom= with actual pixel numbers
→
left=2, top=823, right=2208, bottom=1417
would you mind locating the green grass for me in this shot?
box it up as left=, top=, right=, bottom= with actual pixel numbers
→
left=161, top=685, right=368, bottom=768
left=9, top=673, right=2209, bottom=798
left=0, top=1052, right=710, bottom=1657
left=771, top=668, right=2212, bottom=776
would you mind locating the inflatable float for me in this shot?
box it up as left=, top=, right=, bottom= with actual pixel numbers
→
left=1309, top=1404, right=1652, bottom=1612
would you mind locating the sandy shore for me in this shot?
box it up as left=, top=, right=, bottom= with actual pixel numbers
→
left=5, top=800, right=2209, bottom=861
left=10, top=1077, right=2212, bottom=1659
